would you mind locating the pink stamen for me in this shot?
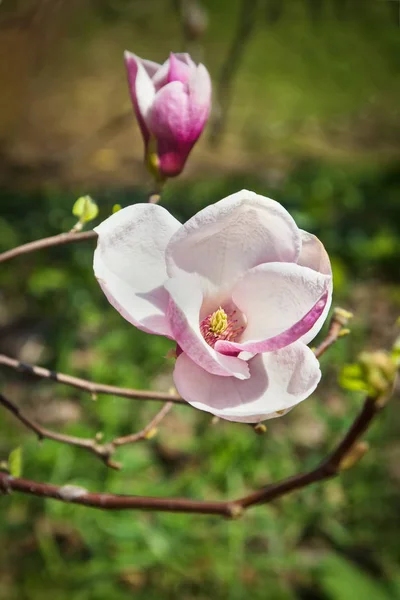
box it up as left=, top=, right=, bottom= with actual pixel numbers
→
left=200, top=308, right=244, bottom=348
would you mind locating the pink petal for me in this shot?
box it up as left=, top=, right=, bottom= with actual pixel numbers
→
left=151, top=73, right=210, bottom=143
left=173, top=52, right=197, bottom=68
left=297, top=230, right=333, bottom=344
left=165, top=274, right=250, bottom=379
left=166, top=190, right=301, bottom=298
left=173, top=342, right=321, bottom=423
left=167, top=53, right=192, bottom=84
left=124, top=51, right=156, bottom=143
left=215, top=262, right=331, bottom=355
left=94, top=204, right=181, bottom=337
left=149, top=81, right=190, bottom=141
left=148, top=77, right=210, bottom=177
left=151, top=54, right=196, bottom=90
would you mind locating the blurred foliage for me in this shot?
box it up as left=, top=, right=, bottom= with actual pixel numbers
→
left=1, top=0, right=400, bottom=598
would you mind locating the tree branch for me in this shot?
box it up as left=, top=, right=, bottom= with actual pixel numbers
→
left=0, top=354, right=183, bottom=404
left=0, top=472, right=233, bottom=517
left=0, top=472, right=234, bottom=516
left=0, top=392, right=173, bottom=470
left=0, top=230, right=97, bottom=264
left=0, top=393, right=388, bottom=517
left=111, top=401, right=173, bottom=447
left=234, top=395, right=380, bottom=510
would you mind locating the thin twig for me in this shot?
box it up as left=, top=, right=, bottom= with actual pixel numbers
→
left=235, top=395, right=380, bottom=510
left=148, top=179, right=165, bottom=204
left=0, top=230, right=97, bottom=264
left=0, top=392, right=173, bottom=470
left=0, top=355, right=183, bottom=404
left=314, top=307, right=353, bottom=359
left=112, top=402, right=173, bottom=446
left=0, top=394, right=388, bottom=516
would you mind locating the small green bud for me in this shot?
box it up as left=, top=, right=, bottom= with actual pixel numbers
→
left=144, top=427, right=158, bottom=440
left=339, top=441, right=369, bottom=471
left=333, top=307, right=353, bottom=327
left=8, top=447, right=22, bottom=477
left=359, top=351, right=397, bottom=396
left=72, top=195, right=99, bottom=223
left=340, top=363, right=370, bottom=393
left=228, top=504, right=244, bottom=519
left=340, top=350, right=397, bottom=402
left=338, top=328, right=351, bottom=338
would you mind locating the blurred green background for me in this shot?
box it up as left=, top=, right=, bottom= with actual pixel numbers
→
left=1, top=0, right=400, bottom=598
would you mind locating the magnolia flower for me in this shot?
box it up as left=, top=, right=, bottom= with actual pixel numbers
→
left=124, top=51, right=211, bottom=179
left=94, top=190, right=333, bottom=423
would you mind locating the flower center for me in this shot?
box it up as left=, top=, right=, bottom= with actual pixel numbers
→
left=200, top=307, right=244, bottom=348
left=209, top=307, right=228, bottom=335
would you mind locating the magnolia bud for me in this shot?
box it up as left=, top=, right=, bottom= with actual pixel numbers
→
left=124, top=51, right=211, bottom=179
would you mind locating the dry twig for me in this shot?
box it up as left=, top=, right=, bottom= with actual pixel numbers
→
left=0, top=354, right=183, bottom=404
left=0, top=230, right=97, bottom=264
left=0, top=393, right=173, bottom=470
left=313, top=307, right=353, bottom=359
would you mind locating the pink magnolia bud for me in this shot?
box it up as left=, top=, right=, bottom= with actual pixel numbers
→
left=124, top=51, right=212, bottom=179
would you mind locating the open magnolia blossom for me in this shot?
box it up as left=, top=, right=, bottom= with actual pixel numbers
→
left=125, top=51, right=211, bottom=179
left=94, top=190, right=333, bottom=423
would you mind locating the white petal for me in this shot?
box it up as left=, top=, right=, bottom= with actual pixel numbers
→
left=94, top=204, right=181, bottom=337
left=297, top=230, right=333, bottom=344
left=124, top=51, right=156, bottom=125
left=188, top=63, right=212, bottom=112
left=165, top=189, right=301, bottom=298
left=298, top=230, right=331, bottom=275
left=215, top=262, right=331, bottom=354
left=173, top=343, right=321, bottom=423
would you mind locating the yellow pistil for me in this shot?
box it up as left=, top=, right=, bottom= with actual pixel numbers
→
left=209, top=308, right=228, bottom=335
